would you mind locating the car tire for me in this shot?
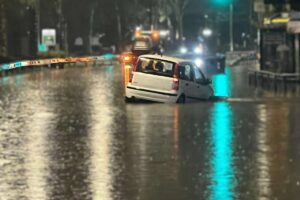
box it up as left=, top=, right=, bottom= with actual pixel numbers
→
left=125, top=97, right=134, bottom=103
left=177, top=95, right=185, bottom=104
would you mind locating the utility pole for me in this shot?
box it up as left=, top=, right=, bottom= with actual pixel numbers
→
left=89, top=7, right=95, bottom=54
left=229, top=3, right=234, bottom=52
left=150, top=0, right=154, bottom=30
left=58, top=0, right=62, bottom=50
left=212, top=0, right=234, bottom=51
left=0, top=0, right=7, bottom=57
left=35, top=0, right=41, bottom=50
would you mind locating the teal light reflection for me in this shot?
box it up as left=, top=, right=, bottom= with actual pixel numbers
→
left=212, top=67, right=232, bottom=97
left=105, top=65, right=115, bottom=82
left=1, top=64, right=10, bottom=71
left=15, top=74, right=24, bottom=86
left=0, top=76, right=9, bottom=85
left=210, top=102, right=236, bottom=200
left=106, top=65, right=114, bottom=74
left=102, top=53, right=115, bottom=60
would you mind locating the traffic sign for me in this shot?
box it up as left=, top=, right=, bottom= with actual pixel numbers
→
left=42, top=29, right=56, bottom=46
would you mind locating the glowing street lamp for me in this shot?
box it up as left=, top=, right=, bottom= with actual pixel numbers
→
left=203, top=28, right=213, bottom=37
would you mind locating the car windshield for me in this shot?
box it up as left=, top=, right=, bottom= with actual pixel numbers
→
left=136, top=57, right=175, bottom=77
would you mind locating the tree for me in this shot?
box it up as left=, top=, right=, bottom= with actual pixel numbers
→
left=158, top=0, right=189, bottom=41
left=0, top=0, right=8, bottom=57
left=1, top=0, right=37, bottom=57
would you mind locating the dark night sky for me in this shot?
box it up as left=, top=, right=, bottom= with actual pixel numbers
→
left=183, top=0, right=253, bottom=45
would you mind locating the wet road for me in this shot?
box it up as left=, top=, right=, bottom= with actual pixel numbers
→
left=1, top=63, right=300, bottom=200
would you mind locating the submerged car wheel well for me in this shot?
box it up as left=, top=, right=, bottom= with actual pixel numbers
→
left=176, top=94, right=186, bottom=104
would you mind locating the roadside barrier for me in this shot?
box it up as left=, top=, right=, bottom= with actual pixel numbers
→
left=248, top=69, right=300, bottom=92
left=226, top=51, right=256, bottom=66
left=0, top=54, right=119, bottom=73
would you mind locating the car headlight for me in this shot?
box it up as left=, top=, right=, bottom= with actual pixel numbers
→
left=195, top=58, right=204, bottom=67
left=180, top=47, right=187, bottom=54
left=194, top=47, right=203, bottom=54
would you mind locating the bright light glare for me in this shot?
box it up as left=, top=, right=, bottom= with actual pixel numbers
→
left=152, top=31, right=160, bottom=39
left=195, top=58, right=204, bottom=67
left=180, top=47, right=187, bottom=54
left=203, top=28, right=213, bottom=37
left=160, top=30, right=169, bottom=37
left=135, top=31, right=142, bottom=38
left=194, top=47, right=203, bottom=54
left=124, top=56, right=131, bottom=61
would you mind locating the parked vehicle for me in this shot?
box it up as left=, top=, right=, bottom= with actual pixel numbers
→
left=125, top=54, right=214, bottom=103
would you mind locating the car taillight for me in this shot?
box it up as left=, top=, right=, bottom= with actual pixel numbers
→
left=172, top=78, right=179, bottom=91
left=123, top=55, right=132, bottom=63
left=124, top=65, right=133, bottom=84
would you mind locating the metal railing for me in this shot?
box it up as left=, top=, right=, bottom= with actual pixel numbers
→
left=248, top=69, right=300, bottom=91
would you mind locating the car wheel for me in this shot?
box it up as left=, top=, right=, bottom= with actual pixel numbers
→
left=125, top=97, right=134, bottom=103
left=177, top=95, right=185, bottom=104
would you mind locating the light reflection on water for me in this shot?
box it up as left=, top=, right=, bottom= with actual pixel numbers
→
left=209, top=68, right=236, bottom=200
left=212, top=67, right=232, bottom=97
left=89, top=69, right=114, bottom=200
left=256, top=105, right=271, bottom=200
left=24, top=104, right=52, bottom=200
left=209, top=102, right=236, bottom=200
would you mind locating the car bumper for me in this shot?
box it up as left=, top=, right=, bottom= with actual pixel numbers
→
left=126, top=86, right=178, bottom=103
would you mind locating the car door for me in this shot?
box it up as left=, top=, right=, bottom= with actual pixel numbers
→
left=193, top=64, right=213, bottom=99
left=178, top=63, right=194, bottom=101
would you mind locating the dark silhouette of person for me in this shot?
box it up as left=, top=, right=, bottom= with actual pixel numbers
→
left=145, top=60, right=154, bottom=71
left=155, top=61, right=164, bottom=72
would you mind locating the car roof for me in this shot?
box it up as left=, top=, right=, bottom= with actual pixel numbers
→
left=139, top=54, right=189, bottom=64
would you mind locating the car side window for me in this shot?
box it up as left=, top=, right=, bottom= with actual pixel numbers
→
left=179, top=64, right=193, bottom=81
left=193, top=65, right=204, bottom=83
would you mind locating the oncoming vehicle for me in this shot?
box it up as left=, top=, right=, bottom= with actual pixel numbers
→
left=125, top=55, right=214, bottom=103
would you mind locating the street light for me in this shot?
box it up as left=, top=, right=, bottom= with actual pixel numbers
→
left=203, top=28, right=213, bottom=37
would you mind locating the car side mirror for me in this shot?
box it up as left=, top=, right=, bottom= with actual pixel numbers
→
left=206, top=78, right=212, bottom=85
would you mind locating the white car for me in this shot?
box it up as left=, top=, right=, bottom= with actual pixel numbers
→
left=125, top=54, right=214, bottom=103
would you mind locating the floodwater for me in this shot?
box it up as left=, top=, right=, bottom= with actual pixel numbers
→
left=0, top=63, right=300, bottom=200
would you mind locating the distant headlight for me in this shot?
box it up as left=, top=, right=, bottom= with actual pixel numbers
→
left=180, top=47, right=187, bottom=54
left=194, top=47, right=203, bottom=54
left=195, top=58, right=204, bottom=67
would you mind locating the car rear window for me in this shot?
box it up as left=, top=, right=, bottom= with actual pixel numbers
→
left=136, top=58, right=175, bottom=77
left=133, top=39, right=152, bottom=50
left=134, top=41, right=149, bottom=48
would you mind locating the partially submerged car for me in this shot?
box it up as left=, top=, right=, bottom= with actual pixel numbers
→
left=125, top=54, right=214, bottom=103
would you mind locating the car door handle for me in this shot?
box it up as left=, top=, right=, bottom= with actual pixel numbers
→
left=185, top=83, right=189, bottom=86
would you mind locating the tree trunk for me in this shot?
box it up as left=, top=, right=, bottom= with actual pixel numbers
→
left=177, top=14, right=183, bottom=41
left=89, top=7, right=95, bottom=54
left=0, top=0, right=8, bottom=57
left=115, top=1, right=122, bottom=51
